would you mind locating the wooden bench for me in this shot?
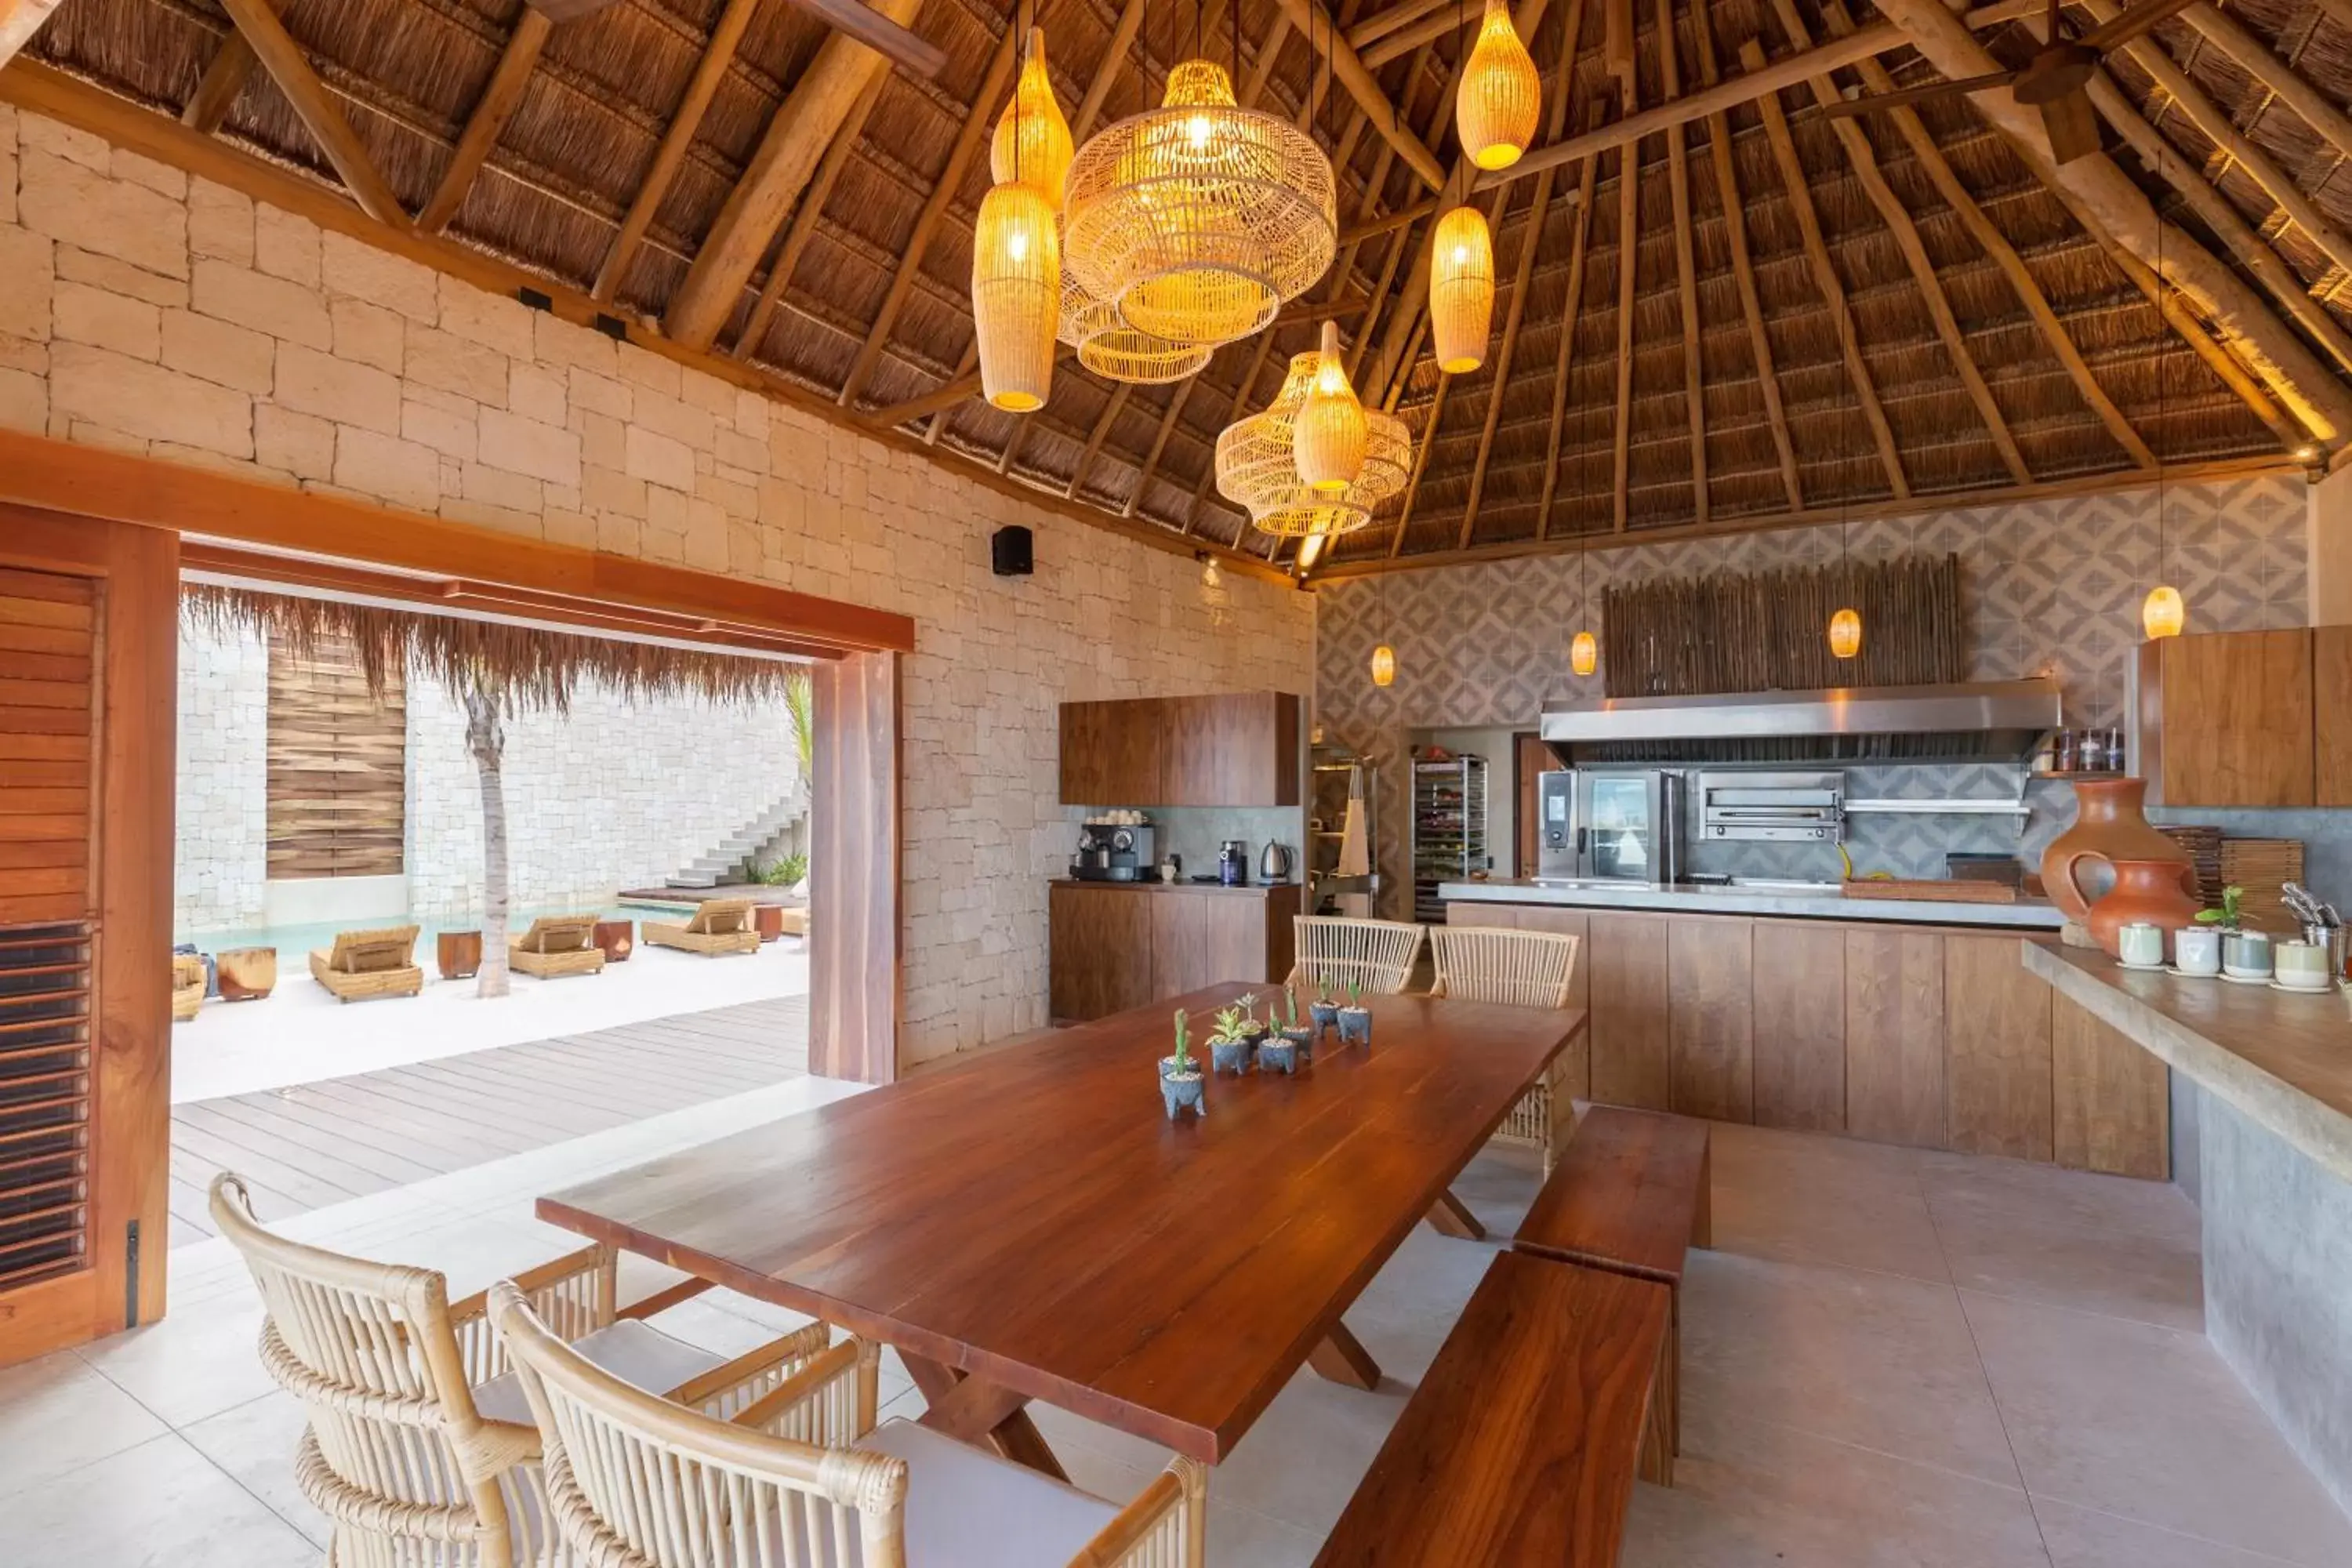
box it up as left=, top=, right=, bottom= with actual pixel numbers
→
left=1313, top=1250, right=1669, bottom=1566
left=1512, top=1105, right=1711, bottom=1483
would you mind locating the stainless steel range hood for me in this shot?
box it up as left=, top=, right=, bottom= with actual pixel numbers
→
left=1539, top=678, right=2062, bottom=764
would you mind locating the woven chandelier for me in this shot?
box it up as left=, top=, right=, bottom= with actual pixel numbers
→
left=1457, top=0, right=1540, bottom=170
left=1216, top=347, right=1411, bottom=538
left=1060, top=268, right=1212, bottom=383
left=1064, top=59, right=1337, bottom=349
left=1294, top=320, right=1368, bottom=494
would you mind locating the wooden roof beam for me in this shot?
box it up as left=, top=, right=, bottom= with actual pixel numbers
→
left=1744, top=38, right=1908, bottom=499
left=666, top=0, right=916, bottom=351
left=1352, top=0, right=1458, bottom=56
left=181, top=26, right=260, bottom=134
left=1657, top=0, right=1708, bottom=524
left=1610, top=0, right=1639, bottom=533
left=1272, top=0, right=1449, bottom=189
left=596, top=0, right=760, bottom=302
left=216, top=0, right=407, bottom=227
left=1121, top=378, right=1196, bottom=518
left=1873, top=0, right=2352, bottom=443
left=418, top=7, right=553, bottom=236
left=1067, top=383, right=1137, bottom=500
left=0, top=0, right=63, bottom=71
left=731, top=70, right=885, bottom=359
left=1771, top=0, right=2027, bottom=486
left=1388, top=370, right=1454, bottom=555
left=1535, top=129, right=1602, bottom=536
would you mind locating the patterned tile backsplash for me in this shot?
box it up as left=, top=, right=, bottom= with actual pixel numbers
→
left=1312, top=477, right=2337, bottom=917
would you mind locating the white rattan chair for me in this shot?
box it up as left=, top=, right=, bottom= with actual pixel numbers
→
left=1428, top=924, right=1584, bottom=1174
left=209, top=1174, right=832, bottom=1568
left=491, top=1282, right=1209, bottom=1568
left=1288, top=915, right=1427, bottom=998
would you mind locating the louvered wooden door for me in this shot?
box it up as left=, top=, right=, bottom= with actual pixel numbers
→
left=0, top=511, right=176, bottom=1366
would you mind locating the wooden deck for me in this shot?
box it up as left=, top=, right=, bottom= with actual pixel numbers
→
left=169, top=994, right=809, bottom=1248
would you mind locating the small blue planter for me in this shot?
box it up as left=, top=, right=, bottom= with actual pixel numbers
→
left=1278, top=1025, right=1314, bottom=1060
left=1257, top=1037, right=1301, bottom=1075
left=1308, top=1000, right=1341, bottom=1040
left=1160, top=1060, right=1207, bottom=1120
left=1210, top=1037, right=1254, bottom=1076
left=1337, top=1005, right=1372, bottom=1046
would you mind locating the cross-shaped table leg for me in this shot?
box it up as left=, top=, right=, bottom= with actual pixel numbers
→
left=902, top=1352, right=1069, bottom=1480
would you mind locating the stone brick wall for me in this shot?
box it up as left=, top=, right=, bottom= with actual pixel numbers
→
left=173, top=619, right=268, bottom=935
left=0, top=107, right=1316, bottom=1067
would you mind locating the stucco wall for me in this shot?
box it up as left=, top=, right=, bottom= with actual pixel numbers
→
left=173, top=619, right=268, bottom=935
left=0, top=107, right=1316, bottom=1065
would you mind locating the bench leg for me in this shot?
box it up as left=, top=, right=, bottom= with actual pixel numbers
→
left=1691, top=1138, right=1712, bottom=1250
left=902, top=1353, right=1069, bottom=1481
left=1308, top=1320, right=1382, bottom=1391
left=1638, top=1326, right=1675, bottom=1488
left=1426, top=1189, right=1486, bottom=1241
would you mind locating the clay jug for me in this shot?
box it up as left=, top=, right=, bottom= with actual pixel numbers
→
left=2085, top=858, right=2206, bottom=960
left=2040, top=778, right=2196, bottom=920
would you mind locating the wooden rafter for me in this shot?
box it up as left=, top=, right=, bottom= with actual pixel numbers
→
left=1352, top=0, right=1457, bottom=53
left=1819, top=1, right=2153, bottom=468
left=1535, top=125, right=1601, bottom=537
left=1073, top=0, right=1149, bottom=135
left=666, top=0, right=915, bottom=350
left=597, top=0, right=760, bottom=303
left=418, top=8, right=553, bottom=236
left=215, top=0, right=407, bottom=227
left=731, top=70, right=885, bottom=359
left=1610, top=0, right=1639, bottom=533
left=1067, top=384, right=1136, bottom=499
left=2104, top=2, right=2352, bottom=166
left=1657, top=0, right=1708, bottom=523
left=1272, top=0, right=1449, bottom=188
left=1388, top=372, right=1453, bottom=554
left=1769, top=0, right=2027, bottom=485
left=1341, top=42, right=1450, bottom=385
left=1687, top=0, right=1799, bottom=510
left=866, top=368, right=984, bottom=427
left=835, top=19, right=1022, bottom=408
left=1122, top=378, right=1196, bottom=517
left=181, top=28, right=260, bottom=134
left=1743, top=39, right=1908, bottom=499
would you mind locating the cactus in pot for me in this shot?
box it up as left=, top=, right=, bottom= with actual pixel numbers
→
left=1336, top=978, right=1372, bottom=1045
left=1276, top=985, right=1314, bottom=1055
left=1307, top=977, right=1341, bottom=1040
left=1161, top=1009, right=1207, bottom=1119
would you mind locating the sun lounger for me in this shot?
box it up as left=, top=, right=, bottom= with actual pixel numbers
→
left=641, top=897, right=761, bottom=956
left=509, top=913, right=607, bottom=978
left=308, top=924, right=424, bottom=1003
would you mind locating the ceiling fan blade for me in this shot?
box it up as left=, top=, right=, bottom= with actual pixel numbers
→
left=1817, top=70, right=2017, bottom=122
left=2040, top=88, right=2103, bottom=163
left=2076, top=0, right=2202, bottom=54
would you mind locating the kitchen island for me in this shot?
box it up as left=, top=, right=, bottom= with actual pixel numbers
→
left=2024, top=940, right=2352, bottom=1515
left=1443, top=876, right=2066, bottom=930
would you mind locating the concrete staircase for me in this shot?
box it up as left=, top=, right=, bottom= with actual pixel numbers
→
left=666, top=791, right=804, bottom=889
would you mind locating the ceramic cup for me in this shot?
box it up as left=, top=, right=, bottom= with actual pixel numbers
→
left=2224, top=930, right=2274, bottom=978
left=2118, top=921, right=2165, bottom=968
left=2277, top=942, right=2334, bottom=990
left=2173, top=924, right=2222, bottom=976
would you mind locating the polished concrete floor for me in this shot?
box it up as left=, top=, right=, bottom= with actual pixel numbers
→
left=5, top=1105, right=2347, bottom=1566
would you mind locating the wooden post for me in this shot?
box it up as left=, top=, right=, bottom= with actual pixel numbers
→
left=811, top=652, right=901, bottom=1083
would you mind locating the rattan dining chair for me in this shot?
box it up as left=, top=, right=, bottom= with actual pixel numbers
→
left=1288, top=915, right=1427, bottom=997
left=491, top=1281, right=1210, bottom=1568
left=1428, top=924, right=1584, bottom=1174
left=209, top=1174, right=832, bottom=1568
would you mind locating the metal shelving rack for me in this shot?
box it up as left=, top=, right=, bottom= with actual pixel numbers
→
left=1308, top=746, right=1379, bottom=917
left=1410, top=754, right=1487, bottom=924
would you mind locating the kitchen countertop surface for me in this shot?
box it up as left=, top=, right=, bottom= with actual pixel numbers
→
left=1051, top=877, right=1298, bottom=896
left=2024, top=940, right=2352, bottom=1185
left=1439, top=877, right=2067, bottom=929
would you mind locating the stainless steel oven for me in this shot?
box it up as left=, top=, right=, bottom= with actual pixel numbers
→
left=1535, top=769, right=1686, bottom=884
left=1695, top=771, right=1844, bottom=844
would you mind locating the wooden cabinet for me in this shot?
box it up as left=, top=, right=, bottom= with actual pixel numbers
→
left=1056, top=692, right=1300, bottom=807
left=2139, top=630, right=2316, bottom=807
left=1843, top=927, right=1945, bottom=1148
left=1944, top=934, right=2054, bottom=1161
left=1588, top=914, right=1671, bottom=1111
left=1753, top=923, right=1846, bottom=1132
left=2318, top=625, right=2352, bottom=807
left=1668, top=917, right=1753, bottom=1123
left=1051, top=882, right=1301, bottom=1022
left=2053, top=994, right=2169, bottom=1179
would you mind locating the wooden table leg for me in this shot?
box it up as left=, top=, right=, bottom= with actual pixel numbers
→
left=1308, top=1319, right=1381, bottom=1391
left=901, top=1352, right=1069, bottom=1481
left=1426, top=1188, right=1486, bottom=1240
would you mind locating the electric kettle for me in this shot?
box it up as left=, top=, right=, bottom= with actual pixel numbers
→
left=1259, top=841, right=1294, bottom=883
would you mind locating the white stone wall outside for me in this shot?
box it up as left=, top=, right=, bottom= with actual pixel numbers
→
left=172, top=619, right=268, bottom=935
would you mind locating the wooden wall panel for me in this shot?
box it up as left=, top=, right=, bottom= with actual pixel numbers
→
left=1844, top=927, right=1945, bottom=1148
left=2318, top=625, right=2352, bottom=808
left=2053, top=994, right=2170, bottom=1180
left=264, top=633, right=406, bottom=879
left=2150, top=630, right=2314, bottom=807
left=810, top=651, right=899, bottom=1084
left=1752, top=922, right=1845, bottom=1131
left=1669, top=916, right=1753, bottom=1123
left=1944, top=934, right=2053, bottom=1161
left=1589, top=914, right=1671, bottom=1111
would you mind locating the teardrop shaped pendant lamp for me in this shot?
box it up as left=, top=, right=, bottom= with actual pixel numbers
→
left=1431, top=204, right=1494, bottom=373
left=1295, top=321, right=1369, bottom=495
left=973, top=179, right=1061, bottom=412
left=992, top=28, right=1074, bottom=208
left=1457, top=0, right=1540, bottom=171
left=1217, top=350, right=1411, bottom=537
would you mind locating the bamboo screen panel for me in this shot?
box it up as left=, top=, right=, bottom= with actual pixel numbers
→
left=0, top=568, right=94, bottom=927
left=267, top=633, right=406, bottom=880
left=1602, top=554, right=1966, bottom=698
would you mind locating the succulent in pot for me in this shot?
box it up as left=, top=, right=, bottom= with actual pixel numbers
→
left=1276, top=985, right=1314, bottom=1055
left=1307, top=978, right=1341, bottom=1040
left=1207, top=1005, right=1254, bottom=1076
left=1257, top=993, right=1305, bottom=1075
left=1161, top=1009, right=1207, bottom=1120
left=1234, top=991, right=1270, bottom=1047
left=1336, top=979, right=1372, bottom=1046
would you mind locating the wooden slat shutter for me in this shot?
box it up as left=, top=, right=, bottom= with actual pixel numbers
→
left=0, top=568, right=95, bottom=925
left=266, top=633, right=406, bottom=879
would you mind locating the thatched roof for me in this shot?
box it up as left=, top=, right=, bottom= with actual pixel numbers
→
left=29, top=0, right=2343, bottom=571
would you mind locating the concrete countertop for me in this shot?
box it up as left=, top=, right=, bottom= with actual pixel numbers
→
left=1439, top=877, right=2067, bottom=930
left=1051, top=878, right=1297, bottom=896
left=2024, top=940, right=2352, bottom=1185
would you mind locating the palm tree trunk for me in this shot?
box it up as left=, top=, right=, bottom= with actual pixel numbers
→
left=463, top=677, right=511, bottom=999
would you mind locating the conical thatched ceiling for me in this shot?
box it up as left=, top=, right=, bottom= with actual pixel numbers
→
left=20, top=0, right=2350, bottom=575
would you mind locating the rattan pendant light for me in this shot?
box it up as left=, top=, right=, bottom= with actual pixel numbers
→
left=1064, top=57, right=1337, bottom=347
left=1217, top=348, right=1411, bottom=536
left=1458, top=0, right=1540, bottom=170
left=1295, top=321, right=1369, bottom=493
left=2142, top=171, right=2185, bottom=641
left=1430, top=202, right=1494, bottom=373
left=1060, top=269, right=1212, bottom=382
left=1828, top=307, right=1861, bottom=659
left=1570, top=546, right=1598, bottom=676
left=992, top=27, right=1074, bottom=208
left=974, top=22, right=1061, bottom=413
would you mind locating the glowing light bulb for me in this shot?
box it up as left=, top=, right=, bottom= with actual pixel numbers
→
left=1187, top=113, right=1212, bottom=148
left=1828, top=607, right=1863, bottom=660
left=2142, top=584, right=2185, bottom=639
left=1570, top=630, right=1598, bottom=677
left=1370, top=644, right=1396, bottom=688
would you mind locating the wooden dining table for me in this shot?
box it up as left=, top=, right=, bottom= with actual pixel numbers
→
left=536, top=982, right=1585, bottom=1472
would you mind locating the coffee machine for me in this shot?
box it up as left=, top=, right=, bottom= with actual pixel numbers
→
left=1074, top=818, right=1155, bottom=881
left=1218, top=839, right=1250, bottom=886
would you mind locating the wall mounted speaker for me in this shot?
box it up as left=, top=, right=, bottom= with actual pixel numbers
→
left=991, top=526, right=1033, bottom=576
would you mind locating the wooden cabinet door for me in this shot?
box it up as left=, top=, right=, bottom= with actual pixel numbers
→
left=1150, top=892, right=1265, bottom=998
left=1157, top=693, right=1300, bottom=806
left=1752, top=923, right=1845, bottom=1132
left=2318, top=626, right=2352, bottom=807
left=1844, top=927, right=1945, bottom=1149
left=1668, top=917, right=1753, bottom=1123
left=1058, top=701, right=1163, bottom=805
left=1058, top=702, right=1112, bottom=805
left=2153, top=630, right=2314, bottom=807
left=1588, top=914, right=1671, bottom=1111
left=1049, top=884, right=1154, bottom=1022
left=1944, top=935, right=2053, bottom=1161
left=2053, top=994, right=2169, bottom=1180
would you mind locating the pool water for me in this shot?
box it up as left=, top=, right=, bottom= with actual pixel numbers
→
left=176, top=904, right=681, bottom=960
